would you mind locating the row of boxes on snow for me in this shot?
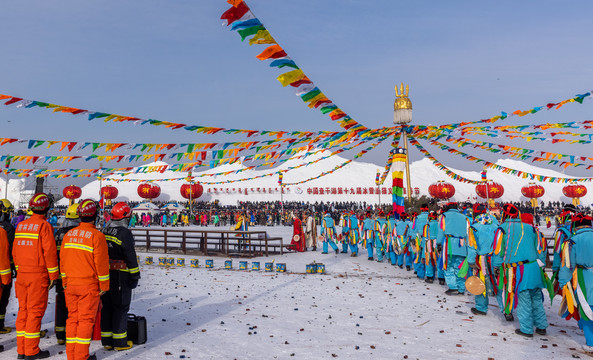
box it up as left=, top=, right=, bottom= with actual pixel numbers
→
left=140, top=256, right=326, bottom=274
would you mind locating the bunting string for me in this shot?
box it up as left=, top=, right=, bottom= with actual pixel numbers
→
left=0, top=126, right=396, bottom=155
left=106, top=136, right=387, bottom=185
left=431, top=90, right=592, bottom=130
left=375, top=131, right=401, bottom=186
left=5, top=135, right=382, bottom=179
left=456, top=129, right=593, bottom=145
left=427, top=138, right=593, bottom=170
left=410, top=136, right=593, bottom=183
left=430, top=135, right=593, bottom=168
left=221, top=0, right=369, bottom=132
left=407, top=136, right=480, bottom=185
left=0, top=92, right=394, bottom=140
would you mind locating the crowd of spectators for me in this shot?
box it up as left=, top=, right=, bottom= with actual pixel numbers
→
left=45, top=199, right=592, bottom=229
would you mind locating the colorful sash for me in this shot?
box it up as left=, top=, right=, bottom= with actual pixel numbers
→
left=553, top=228, right=570, bottom=253
left=500, top=261, right=529, bottom=314
left=414, top=235, right=422, bottom=264
left=492, top=228, right=505, bottom=255
left=363, top=228, right=373, bottom=249
left=442, top=236, right=450, bottom=270
left=373, top=222, right=386, bottom=253
left=476, top=255, right=488, bottom=296
left=560, top=240, right=593, bottom=322
left=322, top=219, right=337, bottom=244
left=389, top=223, right=400, bottom=254
left=486, top=256, right=498, bottom=296
left=468, top=227, right=478, bottom=249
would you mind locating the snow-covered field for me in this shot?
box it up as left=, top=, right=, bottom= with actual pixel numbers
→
left=0, top=226, right=589, bottom=359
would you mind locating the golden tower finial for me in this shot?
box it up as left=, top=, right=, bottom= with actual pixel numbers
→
left=393, top=82, right=412, bottom=110
left=394, top=83, right=409, bottom=98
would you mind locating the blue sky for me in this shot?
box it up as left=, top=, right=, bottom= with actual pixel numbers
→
left=0, top=0, right=592, bottom=189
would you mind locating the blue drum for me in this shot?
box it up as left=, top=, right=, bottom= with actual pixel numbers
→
left=190, top=259, right=199, bottom=268
left=265, top=262, right=274, bottom=272
left=144, top=256, right=153, bottom=265
left=205, top=259, right=214, bottom=268
left=306, top=263, right=317, bottom=273
left=166, top=258, right=175, bottom=266
left=225, top=260, right=233, bottom=269
left=158, top=257, right=166, bottom=266
left=276, top=263, right=286, bottom=273
left=316, top=263, right=326, bottom=274
left=239, top=261, right=248, bottom=270
left=177, top=258, right=185, bottom=267
left=252, top=262, right=260, bottom=271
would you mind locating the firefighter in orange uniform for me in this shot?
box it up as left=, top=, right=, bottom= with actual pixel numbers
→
left=0, top=199, right=15, bottom=335
left=0, top=212, right=11, bottom=353
left=60, top=199, right=110, bottom=360
left=13, top=193, right=59, bottom=359
left=53, top=203, right=81, bottom=345
left=101, top=202, right=140, bottom=351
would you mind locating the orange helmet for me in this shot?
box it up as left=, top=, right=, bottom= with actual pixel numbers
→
left=29, top=193, right=50, bottom=212
left=111, top=202, right=132, bottom=220
left=77, top=199, right=97, bottom=217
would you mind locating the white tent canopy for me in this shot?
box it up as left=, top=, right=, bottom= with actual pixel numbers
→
left=161, top=202, right=184, bottom=213
left=132, top=201, right=160, bottom=215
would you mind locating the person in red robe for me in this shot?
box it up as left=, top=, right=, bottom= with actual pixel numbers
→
left=290, top=212, right=305, bottom=252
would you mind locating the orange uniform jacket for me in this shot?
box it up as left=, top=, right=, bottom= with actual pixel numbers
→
left=60, top=222, right=110, bottom=292
left=0, top=227, right=11, bottom=285
left=13, top=214, right=59, bottom=279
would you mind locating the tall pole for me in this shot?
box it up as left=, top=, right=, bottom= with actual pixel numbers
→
left=280, top=185, right=284, bottom=217
left=393, top=83, right=413, bottom=205
left=99, top=162, right=104, bottom=227
left=485, top=180, right=490, bottom=210
left=3, top=155, right=8, bottom=200
left=403, top=131, right=412, bottom=203
left=4, top=171, right=8, bottom=200
left=378, top=185, right=381, bottom=206
left=188, top=172, right=193, bottom=224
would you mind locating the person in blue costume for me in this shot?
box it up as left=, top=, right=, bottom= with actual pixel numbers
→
left=48, top=212, right=59, bottom=227
left=362, top=211, right=375, bottom=261
left=395, top=214, right=410, bottom=269
left=412, top=205, right=430, bottom=279
left=404, top=213, right=415, bottom=271
left=494, top=203, right=548, bottom=337
left=437, top=202, right=470, bottom=296
left=320, top=211, right=339, bottom=254
left=558, top=213, right=593, bottom=353
left=386, top=212, right=398, bottom=266
left=339, top=211, right=349, bottom=254
left=466, top=204, right=510, bottom=319
left=423, top=211, right=443, bottom=284
left=552, top=204, right=577, bottom=296
left=372, top=210, right=388, bottom=263
left=347, top=211, right=360, bottom=257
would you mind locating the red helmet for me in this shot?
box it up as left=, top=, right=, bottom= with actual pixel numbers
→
left=29, top=193, right=50, bottom=212
left=111, top=202, right=132, bottom=220
left=77, top=199, right=97, bottom=217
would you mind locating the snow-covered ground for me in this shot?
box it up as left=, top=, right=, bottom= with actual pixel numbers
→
left=0, top=226, right=589, bottom=359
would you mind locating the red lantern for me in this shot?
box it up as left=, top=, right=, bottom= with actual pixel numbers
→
left=562, top=183, right=587, bottom=206
left=137, top=183, right=161, bottom=201
left=62, top=185, right=82, bottom=205
left=180, top=183, right=204, bottom=201
left=101, top=185, right=119, bottom=206
left=521, top=183, right=545, bottom=208
left=475, top=181, right=504, bottom=207
left=428, top=181, right=456, bottom=200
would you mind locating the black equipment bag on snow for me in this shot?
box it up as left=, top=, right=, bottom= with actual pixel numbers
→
left=127, top=313, right=147, bottom=344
